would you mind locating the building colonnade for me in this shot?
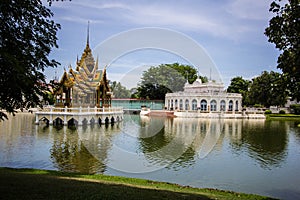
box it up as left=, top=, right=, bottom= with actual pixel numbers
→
left=165, top=94, right=242, bottom=112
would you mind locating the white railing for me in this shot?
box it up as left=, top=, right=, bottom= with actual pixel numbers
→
left=38, top=106, right=123, bottom=113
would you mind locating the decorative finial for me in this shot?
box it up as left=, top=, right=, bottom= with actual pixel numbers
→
left=87, top=21, right=90, bottom=47
left=95, top=55, right=99, bottom=70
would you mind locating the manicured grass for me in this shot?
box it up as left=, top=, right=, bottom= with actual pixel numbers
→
left=0, top=167, right=275, bottom=200
left=266, top=113, right=300, bottom=120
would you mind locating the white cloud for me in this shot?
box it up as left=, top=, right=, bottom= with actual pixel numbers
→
left=58, top=16, right=104, bottom=24
left=51, top=0, right=272, bottom=41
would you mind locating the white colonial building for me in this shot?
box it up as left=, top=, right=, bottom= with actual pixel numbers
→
left=165, top=78, right=242, bottom=113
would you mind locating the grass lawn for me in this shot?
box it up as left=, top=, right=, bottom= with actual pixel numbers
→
left=0, top=168, right=275, bottom=200
left=266, top=114, right=300, bottom=121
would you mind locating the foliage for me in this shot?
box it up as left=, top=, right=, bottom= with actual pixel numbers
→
left=253, top=104, right=263, bottom=108
left=265, top=110, right=272, bottom=114
left=137, top=83, right=172, bottom=100
left=290, top=104, right=300, bottom=114
left=135, top=63, right=198, bottom=100
left=110, top=81, right=131, bottom=98
left=47, top=0, right=71, bottom=6
left=248, top=71, right=288, bottom=107
left=0, top=0, right=60, bottom=120
left=227, top=76, right=251, bottom=106
left=265, top=0, right=300, bottom=100
left=165, top=63, right=199, bottom=84
left=279, top=110, right=286, bottom=114
left=42, top=80, right=60, bottom=105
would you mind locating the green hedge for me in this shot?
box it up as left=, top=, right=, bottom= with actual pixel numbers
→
left=290, top=104, right=300, bottom=114
left=279, top=110, right=286, bottom=114
left=264, top=110, right=272, bottom=114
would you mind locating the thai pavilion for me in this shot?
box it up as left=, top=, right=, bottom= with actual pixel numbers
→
left=165, top=78, right=243, bottom=114
left=54, top=31, right=111, bottom=108
left=35, top=25, right=123, bottom=126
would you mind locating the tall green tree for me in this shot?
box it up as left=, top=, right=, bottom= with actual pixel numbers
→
left=227, top=76, right=251, bottom=106
left=137, top=83, right=171, bottom=100
left=165, top=63, right=198, bottom=84
left=248, top=71, right=288, bottom=107
left=265, top=0, right=300, bottom=100
left=110, top=81, right=131, bottom=98
left=0, top=0, right=61, bottom=120
left=136, top=63, right=198, bottom=100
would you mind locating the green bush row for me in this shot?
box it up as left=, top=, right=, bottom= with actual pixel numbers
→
left=290, top=104, right=300, bottom=114
left=264, top=110, right=286, bottom=114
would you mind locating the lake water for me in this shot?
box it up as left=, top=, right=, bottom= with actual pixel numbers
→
left=1, top=113, right=300, bottom=199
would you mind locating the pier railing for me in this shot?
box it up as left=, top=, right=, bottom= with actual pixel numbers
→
left=37, top=106, right=123, bottom=113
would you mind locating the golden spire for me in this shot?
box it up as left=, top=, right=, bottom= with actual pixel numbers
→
left=83, top=21, right=91, bottom=54
left=86, top=21, right=90, bottom=48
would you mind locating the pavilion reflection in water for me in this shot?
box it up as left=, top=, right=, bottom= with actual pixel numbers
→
left=34, top=115, right=289, bottom=173
left=36, top=123, right=122, bottom=174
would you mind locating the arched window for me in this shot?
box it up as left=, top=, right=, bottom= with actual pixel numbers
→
left=192, top=99, right=197, bottom=110
left=200, top=99, right=207, bottom=111
left=235, top=100, right=239, bottom=111
left=179, top=99, right=183, bottom=110
left=229, top=100, right=233, bottom=111
left=171, top=99, right=174, bottom=110
left=185, top=99, right=189, bottom=110
left=175, top=99, right=178, bottom=109
left=220, top=100, right=226, bottom=111
left=210, top=100, right=217, bottom=111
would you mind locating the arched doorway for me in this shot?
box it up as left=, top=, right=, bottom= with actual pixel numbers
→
left=229, top=100, right=233, bottom=111
left=192, top=99, right=197, bottom=110
left=210, top=100, right=217, bottom=111
left=220, top=100, right=226, bottom=111
left=200, top=99, right=207, bottom=111
left=185, top=99, right=189, bottom=110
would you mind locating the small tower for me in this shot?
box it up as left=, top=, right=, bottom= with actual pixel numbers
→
left=97, top=66, right=112, bottom=108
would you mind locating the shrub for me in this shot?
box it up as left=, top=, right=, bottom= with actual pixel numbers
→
left=279, top=110, right=286, bottom=114
left=290, top=104, right=300, bottom=114
left=254, top=104, right=262, bottom=108
left=265, top=110, right=272, bottom=114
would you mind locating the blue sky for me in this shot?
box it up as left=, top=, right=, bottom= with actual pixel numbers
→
left=46, top=0, right=280, bottom=88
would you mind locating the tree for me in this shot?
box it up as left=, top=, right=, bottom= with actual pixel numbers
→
left=248, top=71, right=288, bottom=107
left=165, top=63, right=198, bottom=84
left=0, top=0, right=60, bottom=120
left=227, top=76, right=251, bottom=106
left=47, top=0, right=71, bottom=6
left=110, top=81, right=131, bottom=98
left=265, top=0, right=300, bottom=100
left=137, top=83, right=171, bottom=100
left=135, top=63, right=198, bottom=100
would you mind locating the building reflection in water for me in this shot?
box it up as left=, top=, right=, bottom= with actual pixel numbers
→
left=138, top=117, right=288, bottom=170
left=36, top=123, right=122, bottom=174
left=34, top=115, right=289, bottom=173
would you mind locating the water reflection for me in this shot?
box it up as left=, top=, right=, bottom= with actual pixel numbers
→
left=33, top=119, right=122, bottom=174
left=1, top=114, right=299, bottom=199
left=0, top=114, right=290, bottom=172
left=48, top=126, right=101, bottom=174
left=239, top=120, right=288, bottom=169
left=138, top=117, right=288, bottom=170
